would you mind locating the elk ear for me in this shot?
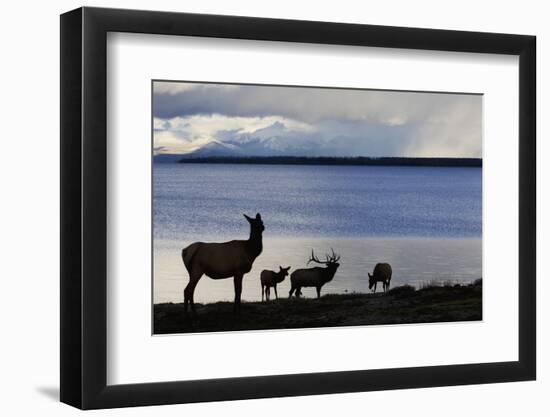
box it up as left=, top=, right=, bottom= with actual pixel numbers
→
left=255, top=213, right=262, bottom=220
left=368, top=273, right=372, bottom=278
left=243, top=214, right=253, bottom=222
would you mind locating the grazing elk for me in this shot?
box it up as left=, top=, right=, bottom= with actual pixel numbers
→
left=289, top=249, right=340, bottom=299
left=368, top=262, right=392, bottom=293
left=260, top=266, right=291, bottom=301
left=181, top=213, right=264, bottom=314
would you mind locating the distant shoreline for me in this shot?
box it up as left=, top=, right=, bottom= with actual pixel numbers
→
left=174, top=156, right=482, bottom=167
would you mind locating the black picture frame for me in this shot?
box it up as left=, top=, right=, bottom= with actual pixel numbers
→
left=60, top=6, right=536, bottom=410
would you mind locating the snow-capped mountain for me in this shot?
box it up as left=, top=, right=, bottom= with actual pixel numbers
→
left=185, top=140, right=244, bottom=157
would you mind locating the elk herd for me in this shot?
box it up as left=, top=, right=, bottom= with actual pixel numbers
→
left=181, top=213, right=393, bottom=313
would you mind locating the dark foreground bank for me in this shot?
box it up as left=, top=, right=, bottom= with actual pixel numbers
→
left=153, top=282, right=482, bottom=334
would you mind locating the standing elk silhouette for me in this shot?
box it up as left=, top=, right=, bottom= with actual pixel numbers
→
left=289, top=249, right=340, bottom=299
left=260, top=266, right=291, bottom=301
left=181, top=213, right=264, bottom=314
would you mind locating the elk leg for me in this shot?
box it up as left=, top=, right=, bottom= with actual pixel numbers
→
left=261, top=284, right=264, bottom=302
left=184, top=271, right=202, bottom=315
left=373, top=282, right=377, bottom=293
left=233, top=275, right=243, bottom=313
left=289, top=286, right=295, bottom=298
left=266, top=286, right=270, bottom=301
left=274, top=285, right=278, bottom=300
left=316, top=286, right=321, bottom=299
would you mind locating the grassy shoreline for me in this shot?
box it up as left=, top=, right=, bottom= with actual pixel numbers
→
left=154, top=282, right=482, bottom=334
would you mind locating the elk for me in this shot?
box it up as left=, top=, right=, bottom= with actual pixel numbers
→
left=260, top=266, right=291, bottom=301
left=181, top=213, right=264, bottom=313
left=368, top=263, right=392, bottom=293
left=289, top=249, right=340, bottom=299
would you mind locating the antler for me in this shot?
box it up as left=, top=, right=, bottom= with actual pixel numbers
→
left=327, top=248, right=341, bottom=263
left=307, top=249, right=325, bottom=265
left=308, top=249, right=340, bottom=265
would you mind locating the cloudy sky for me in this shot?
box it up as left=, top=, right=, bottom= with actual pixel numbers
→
left=153, top=81, right=482, bottom=158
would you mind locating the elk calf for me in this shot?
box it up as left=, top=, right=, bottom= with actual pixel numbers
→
left=289, top=249, right=340, bottom=299
left=261, top=266, right=291, bottom=301
left=368, top=263, right=392, bottom=293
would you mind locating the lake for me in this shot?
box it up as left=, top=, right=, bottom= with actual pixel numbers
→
left=153, top=163, right=482, bottom=304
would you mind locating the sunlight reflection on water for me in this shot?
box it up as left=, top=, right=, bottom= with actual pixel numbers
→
left=153, top=164, right=482, bottom=304
left=154, top=237, right=481, bottom=303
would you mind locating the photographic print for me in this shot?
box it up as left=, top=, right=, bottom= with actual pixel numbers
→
left=152, top=81, right=482, bottom=334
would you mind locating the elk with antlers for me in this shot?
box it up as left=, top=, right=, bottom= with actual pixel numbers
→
left=181, top=213, right=264, bottom=314
left=289, top=249, right=340, bottom=299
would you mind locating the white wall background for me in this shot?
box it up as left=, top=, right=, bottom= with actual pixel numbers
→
left=0, top=0, right=546, bottom=415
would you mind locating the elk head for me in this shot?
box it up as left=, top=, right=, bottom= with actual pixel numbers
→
left=244, top=213, right=265, bottom=233
left=308, top=248, right=341, bottom=272
left=279, top=266, right=291, bottom=277
left=368, top=273, right=375, bottom=289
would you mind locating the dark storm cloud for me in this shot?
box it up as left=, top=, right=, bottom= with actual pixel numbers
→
left=152, top=81, right=482, bottom=157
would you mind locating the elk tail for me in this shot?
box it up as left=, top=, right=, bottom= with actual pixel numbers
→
left=181, top=243, right=200, bottom=271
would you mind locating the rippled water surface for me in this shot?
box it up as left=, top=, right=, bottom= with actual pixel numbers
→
left=154, top=163, right=482, bottom=303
